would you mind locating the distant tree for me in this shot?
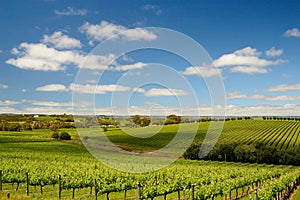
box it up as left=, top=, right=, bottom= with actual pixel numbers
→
left=59, top=131, right=71, bottom=140
left=132, top=115, right=141, bottom=126
left=141, top=117, right=151, bottom=127
left=51, top=132, right=59, bottom=139
left=164, top=114, right=181, bottom=125
left=131, top=115, right=151, bottom=127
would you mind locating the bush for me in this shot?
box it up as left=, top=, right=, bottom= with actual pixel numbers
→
left=59, top=131, right=71, bottom=140
left=51, top=132, right=59, bottom=139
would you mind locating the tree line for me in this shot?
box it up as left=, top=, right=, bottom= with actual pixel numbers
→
left=183, top=142, right=300, bottom=165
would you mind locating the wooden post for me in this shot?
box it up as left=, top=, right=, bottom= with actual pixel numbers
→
left=191, top=184, right=195, bottom=200
left=94, top=179, right=97, bottom=200
left=254, top=188, right=258, bottom=200
left=0, top=170, right=2, bottom=191
left=58, top=175, right=61, bottom=200
left=124, top=189, right=127, bottom=200
left=72, top=188, right=75, bottom=199
left=26, top=172, right=29, bottom=196
left=137, top=182, right=141, bottom=200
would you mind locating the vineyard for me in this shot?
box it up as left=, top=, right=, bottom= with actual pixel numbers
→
left=1, top=119, right=300, bottom=199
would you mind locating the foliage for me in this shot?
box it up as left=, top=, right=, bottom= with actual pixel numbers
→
left=164, top=114, right=181, bottom=125
left=59, top=131, right=71, bottom=140
left=51, top=132, right=59, bottom=139
left=131, top=115, right=151, bottom=127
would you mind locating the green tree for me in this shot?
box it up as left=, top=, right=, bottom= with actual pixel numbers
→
left=164, top=114, right=181, bottom=125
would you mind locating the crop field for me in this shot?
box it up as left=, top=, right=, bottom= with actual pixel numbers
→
left=1, top=119, right=300, bottom=199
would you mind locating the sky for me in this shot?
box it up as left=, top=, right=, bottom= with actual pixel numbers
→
left=0, top=0, right=300, bottom=116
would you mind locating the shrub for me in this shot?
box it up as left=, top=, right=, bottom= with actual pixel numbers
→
left=59, top=131, right=71, bottom=140
left=51, top=132, right=59, bottom=139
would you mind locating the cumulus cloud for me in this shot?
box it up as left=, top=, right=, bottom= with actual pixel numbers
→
left=183, top=46, right=285, bottom=76
left=80, top=21, right=157, bottom=42
left=41, top=31, right=82, bottom=49
left=0, top=106, right=21, bottom=114
left=229, top=66, right=268, bottom=74
left=30, top=100, right=72, bottom=107
left=284, top=28, right=300, bottom=38
left=54, top=7, right=88, bottom=16
left=212, top=46, right=286, bottom=74
left=36, top=84, right=68, bottom=92
left=144, top=88, right=189, bottom=97
left=69, top=83, right=131, bottom=94
left=227, top=91, right=300, bottom=101
left=182, top=66, right=221, bottom=77
left=133, top=88, right=145, bottom=93
left=6, top=42, right=120, bottom=71
left=0, top=84, right=8, bottom=89
left=0, top=100, right=21, bottom=106
left=267, top=84, right=300, bottom=92
left=265, top=47, right=283, bottom=57
left=6, top=43, right=82, bottom=71
left=109, top=62, right=147, bottom=71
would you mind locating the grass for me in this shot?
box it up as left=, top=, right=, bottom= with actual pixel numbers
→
left=1, top=120, right=300, bottom=199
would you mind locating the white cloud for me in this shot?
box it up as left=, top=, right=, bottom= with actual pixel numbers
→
left=109, top=62, right=147, bottom=71
left=6, top=43, right=82, bottom=71
left=41, top=31, right=82, bottom=49
left=226, top=92, right=247, bottom=99
left=0, top=100, right=21, bottom=106
left=265, top=47, right=283, bottom=57
left=22, top=107, right=73, bottom=115
left=6, top=42, right=117, bottom=71
left=133, top=88, right=145, bottom=93
left=69, top=83, right=131, bottom=94
left=223, top=104, right=300, bottom=116
left=144, top=88, right=189, bottom=97
left=30, top=100, right=72, bottom=107
left=227, top=91, right=300, bottom=101
left=267, top=84, right=300, bottom=92
left=80, top=21, right=157, bottom=42
left=0, top=107, right=21, bottom=114
left=142, top=4, right=162, bottom=16
left=0, top=84, right=8, bottom=89
left=54, top=7, right=88, bottom=16
left=182, top=66, right=221, bottom=77
left=284, top=28, right=300, bottom=37
left=230, top=66, right=268, bottom=74
left=36, top=84, right=68, bottom=92
left=234, top=46, right=261, bottom=56
left=212, top=46, right=286, bottom=74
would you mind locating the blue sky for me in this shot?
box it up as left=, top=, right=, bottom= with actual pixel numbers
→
left=0, top=0, right=300, bottom=116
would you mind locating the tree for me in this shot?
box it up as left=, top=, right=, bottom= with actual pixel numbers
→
left=59, top=131, right=71, bottom=140
left=131, top=115, right=151, bottom=127
left=164, top=114, right=181, bottom=125
left=141, top=117, right=151, bottom=127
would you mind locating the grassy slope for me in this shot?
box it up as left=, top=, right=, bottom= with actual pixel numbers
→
left=104, top=120, right=300, bottom=152
left=1, top=121, right=300, bottom=199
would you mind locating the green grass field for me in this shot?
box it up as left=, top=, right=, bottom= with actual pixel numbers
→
left=1, top=119, right=300, bottom=199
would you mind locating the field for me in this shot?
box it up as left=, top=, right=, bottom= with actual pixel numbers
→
left=1, top=119, right=300, bottom=199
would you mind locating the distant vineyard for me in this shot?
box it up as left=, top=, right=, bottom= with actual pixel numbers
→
left=217, top=120, right=300, bottom=150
